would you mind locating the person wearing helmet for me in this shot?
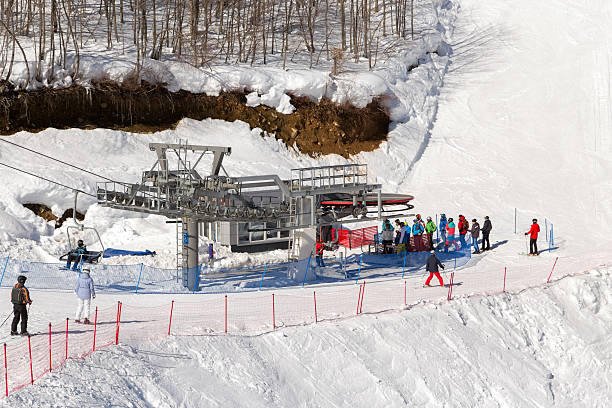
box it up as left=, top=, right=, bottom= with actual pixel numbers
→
left=445, top=217, right=456, bottom=252
left=75, top=269, right=96, bottom=324
left=415, top=214, right=426, bottom=230
left=439, top=214, right=448, bottom=245
left=10, top=275, right=32, bottom=336
left=525, top=219, right=540, bottom=255
left=425, top=216, right=437, bottom=250
left=381, top=219, right=395, bottom=254
left=412, top=219, right=425, bottom=251
left=65, top=240, right=88, bottom=271
left=425, top=250, right=445, bottom=287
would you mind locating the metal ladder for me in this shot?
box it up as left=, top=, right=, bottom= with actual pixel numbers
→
left=287, top=196, right=300, bottom=261
left=175, top=219, right=184, bottom=282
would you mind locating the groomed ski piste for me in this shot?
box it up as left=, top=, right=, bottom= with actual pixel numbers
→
left=1, top=0, right=612, bottom=406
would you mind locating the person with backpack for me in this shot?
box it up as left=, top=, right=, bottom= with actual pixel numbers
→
left=471, top=219, right=481, bottom=254
left=75, top=269, right=96, bottom=324
left=10, top=275, right=32, bottom=336
left=425, top=216, right=437, bottom=250
left=439, top=214, right=448, bottom=244
left=458, top=215, right=469, bottom=246
left=445, top=217, right=456, bottom=252
left=481, top=216, right=492, bottom=251
left=525, top=219, right=541, bottom=255
left=381, top=219, right=395, bottom=254
left=425, top=250, right=445, bottom=287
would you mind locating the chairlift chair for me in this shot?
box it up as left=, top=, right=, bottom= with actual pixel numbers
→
left=58, top=191, right=105, bottom=264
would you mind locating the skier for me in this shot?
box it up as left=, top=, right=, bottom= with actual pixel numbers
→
left=315, top=241, right=325, bottom=267
left=425, top=216, right=437, bottom=250
left=415, top=214, right=426, bottom=230
left=412, top=219, right=425, bottom=251
left=75, top=269, right=96, bottom=324
left=10, top=275, right=32, bottom=336
left=64, top=240, right=87, bottom=271
left=471, top=219, right=481, bottom=254
left=445, top=217, right=456, bottom=252
left=425, top=250, right=445, bottom=287
left=381, top=218, right=393, bottom=231
left=481, top=216, right=492, bottom=251
left=439, top=214, right=448, bottom=244
left=398, top=221, right=410, bottom=253
left=525, top=219, right=540, bottom=255
left=381, top=219, right=394, bottom=254
left=458, top=215, right=469, bottom=246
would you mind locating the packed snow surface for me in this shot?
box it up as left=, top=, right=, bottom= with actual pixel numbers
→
left=1, top=0, right=612, bottom=405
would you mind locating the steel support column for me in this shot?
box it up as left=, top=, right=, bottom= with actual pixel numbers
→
left=183, top=219, right=200, bottom=291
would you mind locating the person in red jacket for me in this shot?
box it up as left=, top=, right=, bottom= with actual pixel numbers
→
left=525, top=219, right=540, bottom=255
left=315, top=241, right=325, bottom=267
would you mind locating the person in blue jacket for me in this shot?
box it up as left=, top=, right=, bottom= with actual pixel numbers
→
left=412, top=219, right=425, bottom=251
left=75, top=269, right=96, bottom=324
left=439, top=214, right=448, bottom=245
left=65, top=240, right=87, bottom=271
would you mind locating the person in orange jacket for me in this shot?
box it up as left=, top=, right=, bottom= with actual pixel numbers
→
left=525, top=219, right=540, bottom=255
left=10, top=275, right=32, bottom=336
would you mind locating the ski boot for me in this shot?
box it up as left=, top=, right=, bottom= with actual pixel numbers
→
left=20, top=332, right=29, bottom=337
left=75, top=319, right=81, bottom=323
left=10, top=331, right=18, bottom=336
left=83, top=318, right=91, bottom=325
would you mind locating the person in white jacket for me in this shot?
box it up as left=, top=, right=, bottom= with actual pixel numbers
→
left=75, top=269, right=96, bottom=324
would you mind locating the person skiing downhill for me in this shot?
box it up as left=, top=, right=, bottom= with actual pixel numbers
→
left=439, top=214, right=448, bottom=244
left=481, top=216, right=492, bottom=251
left=525, top=219, right=540, bottom=255
left=445, top=218, right=456, bottom=252
left=425, top=250, right=445, bottom=287
left=471, top=219, right=481, bottom=254
left=10, top=275, right=32, bottom=336
left=75, top=269, right=96, bottom=324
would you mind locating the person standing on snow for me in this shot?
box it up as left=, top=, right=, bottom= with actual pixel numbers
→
left=525, top=219, right=540, bottom=255
left=458, top=215, right=469, bottom=246
left=471, top=219, right=481, bottom=254
left=445, top=217, right=456, bottom=252
left=439, top=214, right=448, bottom=244
left=75, top=269, right=96, bottom=324
left=481, top=216, right=492, bottom=251
left=381, top=219, right=395, bottom=254
left=425, top=216, right=437, bottom=250
left=415, top=214, right=426, bottom=230
left=394, top=219, right=403, bottom=246
left=10, top=275, right=32, bottom=336
left=412, top=219, right=425, bottom=251
left=425, top=250, right=445, bottom=287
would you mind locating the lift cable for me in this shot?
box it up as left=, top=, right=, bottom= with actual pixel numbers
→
left=0, top=161, right=96, bottom=198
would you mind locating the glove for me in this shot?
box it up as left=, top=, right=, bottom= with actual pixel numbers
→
left=93, top=296, right=96, bottom=299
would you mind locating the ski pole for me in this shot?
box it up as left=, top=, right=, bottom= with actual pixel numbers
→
left=0, top=311, right=12, bottom=328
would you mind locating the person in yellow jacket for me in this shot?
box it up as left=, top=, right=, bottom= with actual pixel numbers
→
left=10, top=275, right=32, bottom=336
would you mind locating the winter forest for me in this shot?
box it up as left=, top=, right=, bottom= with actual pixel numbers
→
left=0, top=0, right=426, bottom=87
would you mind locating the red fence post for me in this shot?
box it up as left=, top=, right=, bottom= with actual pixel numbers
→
left=224, top=295, right=228, bottom=334
left=447, top=272, right=454, bottom=301
left=272, top=293, right=276, bottom=329
left=48, top=323, right=52, bottom=372
left=115, top=301, right=122, bottom=345
left=404, top=281, right=407, bottom=306
left=168, top=300, right=174, bottom=336
left=65, top=318, right=68, bottom=361
left=547, top=257, right=559, bottom=283
left=27, top=335, right=33, bottom=385
left=4, top=343, right=7, bottom=397
left=359, top=281, right=366, bottom=314
left=313, top=291, right=318, bottom=323
left=503, top=267, right=507, bottom=292
left=356, top=283, right=363, bottom=315
left=93, top=307, right=98, bottom=352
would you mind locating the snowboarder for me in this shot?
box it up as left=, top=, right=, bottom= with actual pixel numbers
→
left=471, top=219, right=480, bottom=254
left=381, top=219, right=394, bottom=254
left=458, top=215, right=469, bottom=246
left=75, top=269, right=96, bottom=324
left=445, top=217, right=456, bottom=252
left=481, top=216, right=492, bottom=251
left=425, top=250, right=445, bottom=287
left=10, top=275, right=32, bottom=336
left=525, top=219, right=540, bottom=255
left=439, top=214, right=448, bottom=244
left=315, top=241, right=326, bottom=267
left=64, top=240, right=87, bottom=271
left=425, top=216, right=437, bottom=250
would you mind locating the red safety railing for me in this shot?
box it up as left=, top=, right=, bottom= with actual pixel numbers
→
left=333, top=226, right=378, bottom=250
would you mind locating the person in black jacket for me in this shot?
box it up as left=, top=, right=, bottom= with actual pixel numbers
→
left=481, top=216, right=492, bottom=251
left=10, top=275, right=32, bottom=336
left=425, top=250, right=445, bottom=287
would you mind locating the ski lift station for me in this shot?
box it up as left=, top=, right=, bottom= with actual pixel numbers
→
left=95, top=142, right=415, bottom=290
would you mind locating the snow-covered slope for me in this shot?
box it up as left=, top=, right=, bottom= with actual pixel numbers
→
left=5, top=267, right=612, bottom=407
